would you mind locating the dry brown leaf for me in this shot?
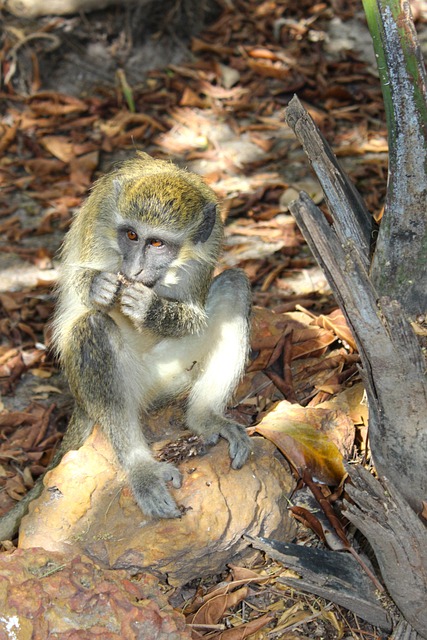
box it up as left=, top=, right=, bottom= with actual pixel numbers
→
left=28, top=97, right=87, bottom=116
left=317, top=383, right=368, bottom=426
left=291, top=327, right=335, bottom=359
left=313, top=309, right=357, bottom=352
left=180, top=87, right=208, bottom=108
left=187, top=586, right=249, bottom=626
left=0, top=411, right=39, bottom=428
left=29, top=369, right=52, bottom=378
left=0, top=293, right=21, bottom=312
left=41, top=136, right=76, bottom=162
left=276, top=601, right=307, bottom=627
left=213, top=613, right=274, bottom=639
left=23, top=158, right=66, bottom=177
left=247, top=47, right=282, bottom=60
left=248, top=60, right=291, bottom=80
left=290, top=505, right=328, bottom=542
left=69, top=151, right=99, bottom=190
left=228, top=565, right=270, bottom=583
left=0, top=122, right=18, bottom=153
left=5, top=474, right=27, bottom=500
left=255, top=401, right=346, bottom=484
left=99, top=111, right=165, bottom=137
left=31, top=385, right=62, bottom=394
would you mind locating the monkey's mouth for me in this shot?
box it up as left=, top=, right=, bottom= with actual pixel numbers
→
left=121, top=270, right=157, bottom=288
left=135, top=275, right=156, bottom=287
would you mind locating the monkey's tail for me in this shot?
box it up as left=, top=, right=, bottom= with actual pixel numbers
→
left=0, top=479, right=45, bottom=543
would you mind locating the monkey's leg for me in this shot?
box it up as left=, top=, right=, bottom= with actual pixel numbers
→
left=186, top=269, right=252, bottom=469
left=64, top=311, right=182, bottom=519
left=0, top=407, right=93, bottom=541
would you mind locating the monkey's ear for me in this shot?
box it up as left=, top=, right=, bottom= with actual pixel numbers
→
left=194, top=202, right=217, bottom=243
left=112, top=178, right=122, bottom=197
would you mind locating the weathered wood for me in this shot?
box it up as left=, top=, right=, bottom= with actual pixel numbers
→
left=391, top=619, right=421, bottom=640
left=345, top=464, right=427, bottom=639
left=284, top=96, right=427, bottom=637
left=246, top=535, right=392, bottom=631
left=288, top=189, right=427, bottom=512
left=285, top=96, right=372, bottom=267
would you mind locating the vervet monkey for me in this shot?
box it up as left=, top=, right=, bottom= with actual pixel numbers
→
left=0, top=152, right=251, bottom=539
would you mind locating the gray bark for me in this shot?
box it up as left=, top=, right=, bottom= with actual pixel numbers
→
left=366, top=1, right=427, bottom=316
left=285, top=95, right=427, bottom=637
left=286, top=96, right=427, bottom=513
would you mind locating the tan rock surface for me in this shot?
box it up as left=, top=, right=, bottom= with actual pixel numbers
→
left=19, top=431, right=296, bottom=585
left=0, top=548, right=191, bottom=639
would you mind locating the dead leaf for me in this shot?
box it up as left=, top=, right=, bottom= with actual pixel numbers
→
left=0, top=293, right=21, bottom=312
left=31, top=385, right=62, bottom=394
left=187, top=586, right=249, bottom=626
left=41, top=136, right=75, bottom=162
left=317, top=383, right=368, bottom=426
left=29, top=369, right=52, bottom=378
left=255, top=401, right=346, bottom=484
left=213, top=613, right=274, bottom=639
left=180, top=87, right=208, bottom=108
left=313, top=309, right=357, bottom=352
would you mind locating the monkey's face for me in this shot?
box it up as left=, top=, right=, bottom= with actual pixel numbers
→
left=117, top=221, right=183, bottom=288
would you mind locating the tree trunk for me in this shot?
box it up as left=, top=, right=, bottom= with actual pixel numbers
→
left=284, top=95, right=427, bottom=637
left=285, top=97, right=427, bottom=514
left=363, top=0, right=427, bottom=316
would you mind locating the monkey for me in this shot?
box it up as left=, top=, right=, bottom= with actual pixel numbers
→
left=0, top=152, right=251, bottom=540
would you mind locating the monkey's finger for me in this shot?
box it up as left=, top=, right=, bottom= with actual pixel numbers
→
left=122, top=281, right=150, bottom=296
left=159, top=462, right=182, bottom=489
left=94, top=282, right=119, bottom=300
left=220, top=424, right=252, bottom=470
left=137, top=483, right=182, bottom=519
left=120, top=292, right=142, bottom=306
left=121, top=287, right=150, bottom=305
left=129, top=462, right=182, bottom=519
left=202, top=433, right=220, bottom=447
left=90, top=272, right=122, bottom=307
left=120, top=303, right=145, bottom=325
left=95, top=272, right=121, bottom=289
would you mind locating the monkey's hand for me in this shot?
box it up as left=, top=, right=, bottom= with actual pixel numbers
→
left=121, top=281, right=207, bottom=336
left=129, top=460, right=182, bottom=519
left=120, top=281, right=154, bottom=327
left=89, top=271, right=121, bottom=310
left=202, top=420, right=252, bottom=470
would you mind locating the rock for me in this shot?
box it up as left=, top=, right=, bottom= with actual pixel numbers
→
left=19, top=430, right=296, bottom=586
left=0, top=548, right=191, bottom=639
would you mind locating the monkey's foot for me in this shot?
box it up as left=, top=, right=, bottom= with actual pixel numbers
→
left=204, top=422, right=252, bottom=470
left=129, top=461, right=182, bottom=519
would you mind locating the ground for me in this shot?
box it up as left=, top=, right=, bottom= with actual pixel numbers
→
left=1, top=0, right=425, bottom=638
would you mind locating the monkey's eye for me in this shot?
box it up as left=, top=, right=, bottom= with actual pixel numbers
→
left=127, top=230, right=138, bottom=241
left=149, top=239, right=164, bottom=248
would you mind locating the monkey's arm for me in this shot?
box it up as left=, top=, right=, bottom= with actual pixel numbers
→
left=121, top=282, right=207, bottom=337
